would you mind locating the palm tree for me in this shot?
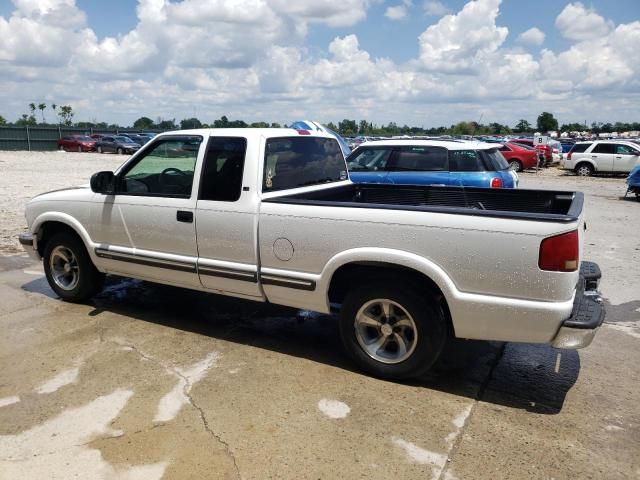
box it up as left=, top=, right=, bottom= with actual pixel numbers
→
left=51, top=103, right=57, bottom=123
left=28, top=103, right=36, bottom=116
left=38, top=103, right=47, bottom=124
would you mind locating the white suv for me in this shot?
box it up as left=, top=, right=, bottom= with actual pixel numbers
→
left=562, top=140, right=640, bottom=176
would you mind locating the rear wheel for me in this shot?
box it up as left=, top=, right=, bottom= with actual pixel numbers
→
left=58, top=145, right=65, bottom=151
left=43, top=232, right=105, bottom=302
left=339, top=282, right=447, bottom=380
left=77, top=146, right=82, bottom=152
left=117, top=147, right=124, bottom=155
left=97, top=146, right=103, bottom=153
left=509, top=159, right=523, bottom=172
left=575, top=163, right=594, bottom=176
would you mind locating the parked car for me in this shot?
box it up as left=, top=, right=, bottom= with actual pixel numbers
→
left=95, top=135, right=141, bottom=154
left=347, top=140, right=518, bottom=188
left=120, top=133, right=151, bottom=145
left=497, top=142, right=539, bottom=171
left=289, top=120, right=351, bottom=157
left=19, top=128, right=603, bottom=380
left=625, top=164, right=640, bottom=201
left=511, top=138, right=551, bottom=167
left=559, top=139, right=576, bottom=153
left=57, top=135, right=96, bottom=152
left=562, top=140, right=640, bottom=176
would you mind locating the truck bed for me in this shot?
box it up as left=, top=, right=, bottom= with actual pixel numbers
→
left=265, top=183, right=583, bottom=223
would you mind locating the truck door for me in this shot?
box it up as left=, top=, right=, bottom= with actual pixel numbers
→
left=613, top=143, right=640, bottom=173
left=91, top=135, right=203, bottom=288
left=589, top=143, right=615, bottom=172
left=195, top=136, right=263, bottom=298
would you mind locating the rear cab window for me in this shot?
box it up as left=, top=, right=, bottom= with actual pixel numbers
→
left=263, top=136, right=347, bottom=192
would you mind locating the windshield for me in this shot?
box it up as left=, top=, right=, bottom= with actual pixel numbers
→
left=263, top=136, right=347, bottom=192
left=116, top=136, right=134, bottom=143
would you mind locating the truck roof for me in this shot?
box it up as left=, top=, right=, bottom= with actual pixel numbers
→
left=355, top=139, right=501, bottom=151
left=158, top=128, right=336, bottom=140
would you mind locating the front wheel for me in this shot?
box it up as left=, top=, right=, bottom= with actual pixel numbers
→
left=43, top=232, right=105, bottom=302
left=97, top=146, right=103, bottom=153
left=339, top=282, right=447, bottom=380
left=117, top=147, right=124, bottom=155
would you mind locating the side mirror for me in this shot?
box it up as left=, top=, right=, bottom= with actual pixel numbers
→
left=90, top=171, right=115, bottom=194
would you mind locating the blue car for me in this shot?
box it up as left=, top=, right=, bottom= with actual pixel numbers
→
left=347, top=140, right=518, bottom=189
left=625, top=164, right=640, bottom=201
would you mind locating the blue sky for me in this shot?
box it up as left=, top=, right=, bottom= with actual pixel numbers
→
left=57, top=0, right=640, bottom=61
left=0, top=0, right=639, bottom=127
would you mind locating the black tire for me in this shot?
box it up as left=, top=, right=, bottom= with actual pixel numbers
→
left=43, top=232, right=105, bottom=302
left=575, top=163, right=594, bottom=177
left=339, top=282, right=448, bottom=380
left=509, top=159, right=523, bottom=172
left=97, top=146, right=103, bottom=153
left=117, top=147, right=123, bottom=155
left=77, top=146, right=82, bottom=152
left=58, top=145, right=65, bottom=151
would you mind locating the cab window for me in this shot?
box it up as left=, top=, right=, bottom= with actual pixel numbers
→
left=118, top=136, right=202, bottom=197
left=199, top=137, right=246, bottom=202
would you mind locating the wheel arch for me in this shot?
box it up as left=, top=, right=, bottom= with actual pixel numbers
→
left=322, top=248, right=456, bottom=332
left=33, top=213, right=95, bottom=260
left=574, top=159, right=597, bottom=172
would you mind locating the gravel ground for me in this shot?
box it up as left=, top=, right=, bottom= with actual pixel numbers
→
left=0, top=151, right=125, bottom=254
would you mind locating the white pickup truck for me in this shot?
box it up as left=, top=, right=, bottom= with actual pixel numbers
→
left=19, top=128, right=604, bottom=379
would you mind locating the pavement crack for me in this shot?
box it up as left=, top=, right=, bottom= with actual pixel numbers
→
left=183, top=386, right=241, bottom=480
left=437, top=342, right=506, bottom=480
left=104, top=337, right=239, bottom=478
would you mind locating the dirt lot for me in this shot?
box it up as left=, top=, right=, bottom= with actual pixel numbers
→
left=0, top=151, right=639, bottom=479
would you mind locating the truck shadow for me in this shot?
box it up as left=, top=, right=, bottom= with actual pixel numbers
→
left=24, top=275, right=580, bottom=415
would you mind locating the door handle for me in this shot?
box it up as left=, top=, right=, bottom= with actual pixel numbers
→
left=176, top=210, right=193, bottom=223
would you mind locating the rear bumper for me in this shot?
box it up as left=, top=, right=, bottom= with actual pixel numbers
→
left=18, top=232, right=41, bottom=261
left=551, top=261, right=605, bottom=349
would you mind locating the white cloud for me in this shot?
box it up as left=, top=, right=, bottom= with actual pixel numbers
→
left=385, top=5, right=408, bottom=20
left=417, top=0, right=508, bottom=73
left=556, top=2, right=613, bottom=41
left=518, top=27, right=545, bottom=46
left=0, top=0, right=639, bottom=128
left=385, top=0, right=412, bottom=21
left=423, top=1, right=450, bottom=16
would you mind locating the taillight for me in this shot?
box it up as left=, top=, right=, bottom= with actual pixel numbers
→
left=567, top=152, right=573, bottom=160
left=539, top=230, right=579, bottom=272
left=490, top=177, right=503, bottom=188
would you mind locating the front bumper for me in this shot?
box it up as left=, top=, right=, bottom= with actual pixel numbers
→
left=551, top=261, right=605, bottom=349
left=18, top=232, right=41, bottom=261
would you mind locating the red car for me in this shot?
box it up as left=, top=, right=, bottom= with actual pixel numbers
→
left=511, top=138, right=552, bottom=166
left=57, top=135, right=96, bottom=152
left=498, top=142, right=539, bottom=171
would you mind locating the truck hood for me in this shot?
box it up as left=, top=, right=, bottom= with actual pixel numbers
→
left=31, top=184, right=91, bottom=201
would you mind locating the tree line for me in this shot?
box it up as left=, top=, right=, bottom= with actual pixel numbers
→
left=1, top=106, right=638, bottom=137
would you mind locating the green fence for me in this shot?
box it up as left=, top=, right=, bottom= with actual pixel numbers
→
left=0, top=126, right=163, bottom=151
